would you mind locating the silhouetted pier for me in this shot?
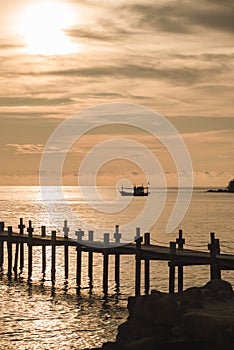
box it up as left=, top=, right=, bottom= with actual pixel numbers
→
left=0, top=219, right=234, bottom=296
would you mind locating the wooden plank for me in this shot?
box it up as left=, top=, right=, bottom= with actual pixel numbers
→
left=0, top=230, right=234, bottom=272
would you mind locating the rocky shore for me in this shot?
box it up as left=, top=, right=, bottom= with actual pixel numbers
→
left=89, top=279, right=234, bottom=350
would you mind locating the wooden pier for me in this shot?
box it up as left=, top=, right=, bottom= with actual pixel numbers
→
left=0, top=219, right=234, bottom=296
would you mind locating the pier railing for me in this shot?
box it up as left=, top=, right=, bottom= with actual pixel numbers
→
left=0, top=219, right=234, bottom=296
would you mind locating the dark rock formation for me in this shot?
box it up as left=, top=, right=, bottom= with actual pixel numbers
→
left=90, top=280, right=234, bottom=350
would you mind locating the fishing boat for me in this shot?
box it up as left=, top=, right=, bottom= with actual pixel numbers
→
left=120, top=185, right=149, bottom=196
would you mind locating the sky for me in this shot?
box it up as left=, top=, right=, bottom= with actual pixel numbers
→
left=0, top=0, right=233, bottom=186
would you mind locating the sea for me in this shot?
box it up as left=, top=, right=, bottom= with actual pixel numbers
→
left=0, top=186, right=233, bottom=350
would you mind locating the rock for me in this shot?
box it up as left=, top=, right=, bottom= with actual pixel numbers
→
left=94, top=280, right=234, bottom=350
left=129, top=292, right=179, bottom=326
left=182, top=312, right=234, bottom=344
left=202, top=279, right=233, bottom=300
left=102, top=342, right=119, bottom=350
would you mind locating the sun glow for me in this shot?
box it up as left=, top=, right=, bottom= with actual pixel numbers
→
left=18, top=1, right=77, bottom=55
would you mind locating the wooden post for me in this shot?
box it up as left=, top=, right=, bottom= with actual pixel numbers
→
left=13, top=242, right=19, bottom=277
left=114, top=225, right=121, bottom=244
left=144, top=232, right=150, bottom=294
left=115, top=254, right=120, bottom=291
left=27, top=221, right=33, bottom=282
left=0, top=222, right=5, bottom=270
left=0, top=222, right=4, bottom=232
left=7, top=226, right=13, bottom=279
left=135, top=236, right=143, bottom=296
left=176, top=229, right=185, bottom=292
left=63, top=221, right=69, bottom=280
left=169, top=242, right=176, bottom=293
left=135, top=227, right=141, bottom=241
left=208, top=233, right=221, bottom=280
left=114, top=225, right=121, bottom=289
left=176, top=229, right=185, bottom=250
left=215, top=238, right=221, bottom=279
left=75, top=230, right=84, bottom=293
left=76, top=247, right=82, bottom=293
left=51, top=230, right=56, bottom=284
left=41, top=226, right=46, bottom=276
left=144, top=232, right=150, bottom=245
left=208, top=232, right=215, bottom=280
left=210, top=232, right=215, bottom=244
left=103, top=233, right=109, bottom=296
left=215, top=238, right=220, bottom=254
left=88, top=230, right=94, bottom=287
left=18, top=218, right=25, bottom=272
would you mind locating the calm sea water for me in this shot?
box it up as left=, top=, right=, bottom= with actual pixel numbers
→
left=0, top=186, right=233, bottom=349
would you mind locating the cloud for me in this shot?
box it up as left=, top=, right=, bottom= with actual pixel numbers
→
left=0, top=97, right=74, bottom=107
left=182, top=129, right=233, bottom=141
left=7, top=143, right=44, bottom=154
left=170, top=116, right=234, bottom=134
left=23, top=63, right=226, bottom=86
left=0, top=111, right=65, bottom=119
left=66, top=22, right=138, bottom=42
left=86, top=91, right=126, bottom=98
left=119, top=1, right=234, bottom=34
left=172, top=53, right=234, bottom=63
left=0, top=43, right=24, bottom=50
left=75, top=91, right=151, bottom=100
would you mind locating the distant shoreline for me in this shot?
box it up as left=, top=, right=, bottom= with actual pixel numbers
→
left=207, top=188, right=231, bottom=193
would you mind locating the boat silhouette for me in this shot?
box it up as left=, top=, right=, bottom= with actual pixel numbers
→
left=120, top=185, right=149, bottom=196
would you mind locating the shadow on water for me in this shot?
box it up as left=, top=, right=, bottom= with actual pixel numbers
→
left=62, top=279, right=69, bottom=293
left=0, top=272, right=127, bottom=309
left=0, top=268, right=129, bottom=350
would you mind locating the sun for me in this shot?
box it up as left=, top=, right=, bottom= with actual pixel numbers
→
left=18, top=1, right=78, bottom=55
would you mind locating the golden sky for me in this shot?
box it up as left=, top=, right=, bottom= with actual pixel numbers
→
left=0, top=0, right=233, bottom=186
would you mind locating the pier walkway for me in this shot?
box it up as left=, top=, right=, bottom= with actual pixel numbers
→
left=0, top=219, right=234, bottom=296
